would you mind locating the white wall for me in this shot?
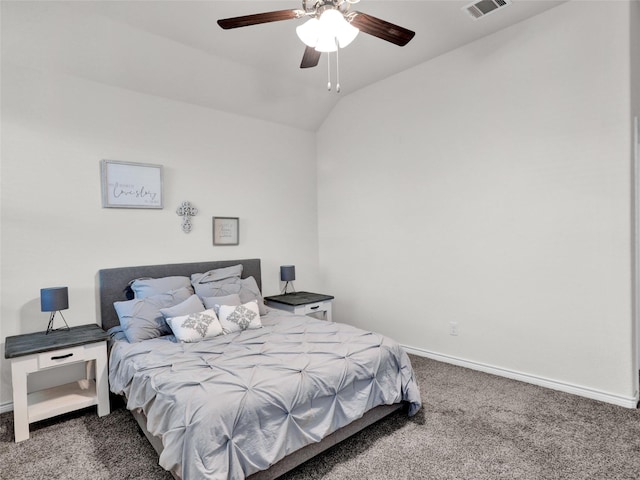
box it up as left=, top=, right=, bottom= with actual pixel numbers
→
left=318, top=0, right=636, bottom=404
left=632, top=0, right=640, bottom=375
left=632, top=0, right=640, bottom=119
left=0, top=63, right=319, bottom=406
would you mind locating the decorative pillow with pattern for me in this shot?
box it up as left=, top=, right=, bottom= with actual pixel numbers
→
left=217, top=301, right=262, bottom=334
left=166, top=308, right=223, bottom=343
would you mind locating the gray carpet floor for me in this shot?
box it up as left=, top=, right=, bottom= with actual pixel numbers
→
left=1, top=355, right=640, bottom=479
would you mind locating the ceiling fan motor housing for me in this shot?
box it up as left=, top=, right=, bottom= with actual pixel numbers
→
left=304, top=0, right=354, bottom=18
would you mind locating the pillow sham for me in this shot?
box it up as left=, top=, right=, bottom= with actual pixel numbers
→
left=159, top=294, right=205, bottom=319
left=166, top=308, right=223, bottom=343
left=130, top=276, right=193, bottom=299
left=192, top=278, right=242, bottom=299
left=218, top=300, right=262, bottom=334
left=237, top=276, right=267, bottom=315
left=191, top=265, right=243, bottom=291
left=113, top=287, right=192, bottom=343
left=202, top=293, right=242, bottom=315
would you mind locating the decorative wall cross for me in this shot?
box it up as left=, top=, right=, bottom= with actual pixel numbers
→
left=176, top=201, right=198, bottom=233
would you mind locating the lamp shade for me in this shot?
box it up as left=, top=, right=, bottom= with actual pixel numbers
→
left=40, top=287, right=69, bottom=312
left=280, top=265, right=296, bottom=282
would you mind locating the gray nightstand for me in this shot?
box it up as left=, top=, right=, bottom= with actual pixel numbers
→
left=4, top=324, right=110, bottom=442
left=264, top=292, right=334, bottom=321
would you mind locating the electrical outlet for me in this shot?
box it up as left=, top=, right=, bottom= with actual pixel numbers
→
left=449, top=321, right=459, bottom=336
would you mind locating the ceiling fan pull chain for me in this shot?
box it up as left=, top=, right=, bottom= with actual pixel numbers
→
left=327, top=51, right=332, bottom=91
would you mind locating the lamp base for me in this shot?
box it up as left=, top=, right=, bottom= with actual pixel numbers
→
left=46, top=311, right=70, bottom=335
left=281, top=281, right=296, bottom=295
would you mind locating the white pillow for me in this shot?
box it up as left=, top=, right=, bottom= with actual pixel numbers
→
left=166, top=308, right=223, bottom=342
left=218, top=301, right=262, bottom=334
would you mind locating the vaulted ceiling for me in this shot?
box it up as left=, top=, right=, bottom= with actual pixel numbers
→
left=2, top=0, right=566, bottom=131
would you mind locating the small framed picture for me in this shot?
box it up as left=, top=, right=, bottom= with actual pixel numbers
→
left=213, top=217, right=239, bottom=245
left=101, top=159, right=163, bottom=209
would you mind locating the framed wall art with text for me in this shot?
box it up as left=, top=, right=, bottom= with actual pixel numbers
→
left=101, top=159, right=163, bottom=209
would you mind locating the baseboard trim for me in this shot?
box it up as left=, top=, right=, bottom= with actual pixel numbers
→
left=403, top=344, right=639, bottom=409
left=1, top=401, right=13, bottom=414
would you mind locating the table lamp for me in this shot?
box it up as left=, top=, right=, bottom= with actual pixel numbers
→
left=40, top=286, right=70, bottom=334
left=280, top=265, right=296, bottom=295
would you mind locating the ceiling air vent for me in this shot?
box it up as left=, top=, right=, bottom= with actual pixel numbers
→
left=463, top=0, right=512, bottom=20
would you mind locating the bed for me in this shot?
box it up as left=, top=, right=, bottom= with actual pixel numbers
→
left=98, top=258, right=421, bottom=480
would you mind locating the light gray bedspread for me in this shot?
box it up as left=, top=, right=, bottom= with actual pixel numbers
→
left=109, top=312, right=422, bottom=479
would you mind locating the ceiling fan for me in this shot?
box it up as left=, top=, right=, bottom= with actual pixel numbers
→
left=217, top=0, right=416, bottom=73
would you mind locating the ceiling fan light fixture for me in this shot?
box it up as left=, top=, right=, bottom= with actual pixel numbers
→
left=297, top=8, right=359, bottom=52
left=296, top=18, right=320, bottom=47
left=319, top=9, right=344, bottom=30
left=314, top=34, right=339, bottom=52
left=320, top=9, right=359, bottom=48
left=336, top=21, right=359, bottom=48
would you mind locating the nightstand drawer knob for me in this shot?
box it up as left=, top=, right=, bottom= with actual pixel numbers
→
left=310, top=305, right=320, bottom=310
left=51, top=353, right=73, bottom=360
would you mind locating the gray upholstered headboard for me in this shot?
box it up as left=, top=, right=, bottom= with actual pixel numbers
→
left=98, top=259, right=262, bottom=331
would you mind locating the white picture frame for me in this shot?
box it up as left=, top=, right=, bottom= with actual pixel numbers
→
left=213, top=217, right=239, bottom=246
left=101, top=159, right=163, bottom=209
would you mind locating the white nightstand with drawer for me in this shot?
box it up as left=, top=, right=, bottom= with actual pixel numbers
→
left=264, top=292, right=334, bottom=322
left=4, top=324, right=110, bottom=442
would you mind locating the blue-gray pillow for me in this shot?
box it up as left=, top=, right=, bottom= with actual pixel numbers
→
left=192, top=277, right=242, bottom=299
left=202, top=293, right=242, bottom=315
left=191, top=264, right=243, bottom=286
left=114, top=287, right=192, bottom=343
left=160, top=294, right=205, bottom=319
left=130, top=276, right=193, bottom=299
left=237, top=276, right=267, bottom=315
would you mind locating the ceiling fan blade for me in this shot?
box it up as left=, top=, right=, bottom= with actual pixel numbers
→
left=350, top=12, right=415, bottom=46
left=217, top=9, right=300, bottom=29
left=300, top=46, right=321, bottom=69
